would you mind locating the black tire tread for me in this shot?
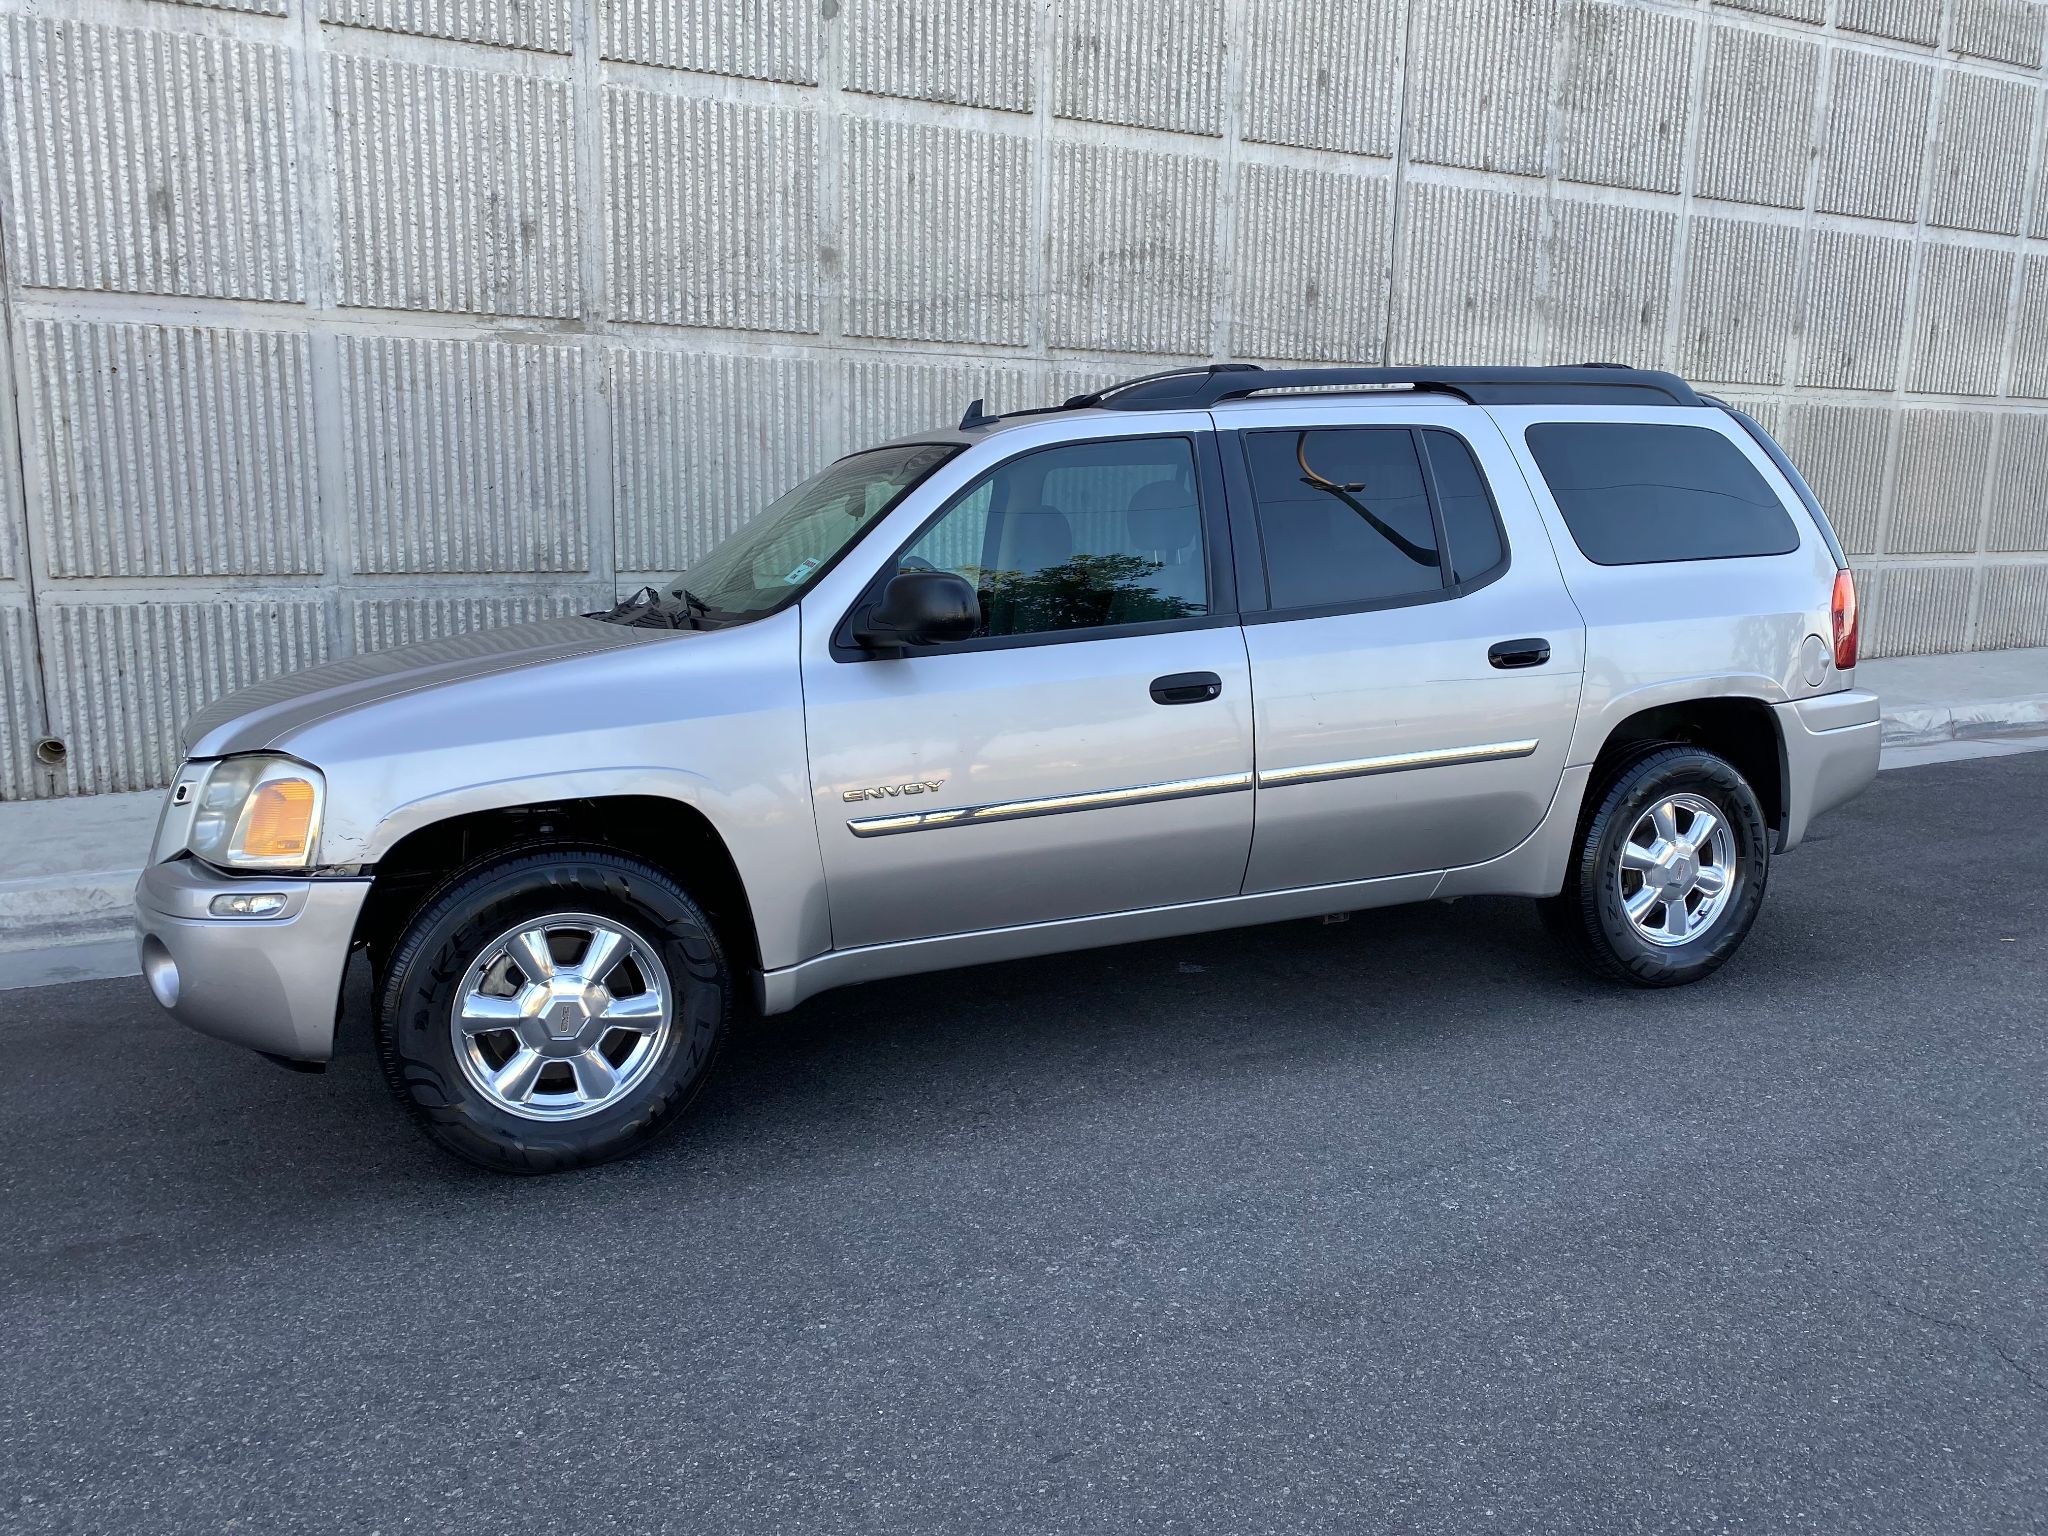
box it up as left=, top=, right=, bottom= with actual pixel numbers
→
left=1540, top=744, right=1769, bottom=989
left=374, top=846, right=729, bottom=1174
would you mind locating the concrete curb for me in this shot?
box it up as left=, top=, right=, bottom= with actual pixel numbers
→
left=1879, top=694, right=2048, bottom=747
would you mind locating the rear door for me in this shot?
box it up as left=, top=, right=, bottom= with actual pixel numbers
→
left=800, top=426, right=1255, bottom=950
left=1222, top=399, right=1586, bottom=893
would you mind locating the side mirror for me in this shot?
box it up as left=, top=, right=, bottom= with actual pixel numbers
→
left=854, top=570, right=980, bottom=651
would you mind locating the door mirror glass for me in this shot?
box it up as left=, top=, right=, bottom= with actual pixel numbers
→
left=854, top=570, right=981, bottom=650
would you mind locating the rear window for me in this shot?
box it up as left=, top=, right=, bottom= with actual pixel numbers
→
left=1524, top=422, right=1800, bottom=566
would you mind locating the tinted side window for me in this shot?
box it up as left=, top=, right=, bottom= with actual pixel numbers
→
left=1423, top=429, right=1505, bottom=584
left=1246, top=428, right=1442, bottom=609
left=1525, top=422, right=1800, bottom=566
left=901, top=437, right=1208, bottom=639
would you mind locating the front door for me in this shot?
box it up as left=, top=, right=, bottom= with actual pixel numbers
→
left=801, top=431, right=1254, bottom=950
left=1224, top=406, right=1585, bottom=892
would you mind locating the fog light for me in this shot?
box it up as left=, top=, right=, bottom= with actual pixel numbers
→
left=210, top=891, right=288, bottom=918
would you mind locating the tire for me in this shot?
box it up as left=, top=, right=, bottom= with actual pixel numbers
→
left=376, top=847, right=730, bottom=1173
left=1540, top=745, right=1770, bottom=988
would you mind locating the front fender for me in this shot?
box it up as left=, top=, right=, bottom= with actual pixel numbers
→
left=270, top=610, right=831, bottom=971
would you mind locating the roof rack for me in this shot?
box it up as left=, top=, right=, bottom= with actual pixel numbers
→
left=1067, top=362, right=1704, bottom=412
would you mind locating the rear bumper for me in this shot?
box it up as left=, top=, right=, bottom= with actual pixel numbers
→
left=1776, top=690, right=1881, bottom=852
left=134, top=860, right=370, bottom=1063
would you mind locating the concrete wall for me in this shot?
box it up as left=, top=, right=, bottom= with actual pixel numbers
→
left=0, top=0, right=2044, bottom=798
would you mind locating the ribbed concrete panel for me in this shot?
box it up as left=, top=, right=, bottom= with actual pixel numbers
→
left=1976, top=562, right=2048, bottom=648
left=1390, top=182, right=1541, bottom=366
left=1859, top=563, right=1973, bottom=657
left=1717, top=0, right=1824, bottom=17
left=600, top=0, right=817, bottom=84
left=43, top=599, right=331, bottom=793
left=1909, top=244, right=2014, bottom=396
left=161, top=0, right=284, bottom=12
left=1242, top=0, right=1401, bottom=156
left=1557, top=2, right=1692, bottom=195
left=1819, top=51, right=1936, bottom=223
left=2010, top=258, right=2048, bottom=398
left=1930, top=71, right=2034, bottom=237
left=1054, top=0, right=1223, bottom=136
left=1698, top=26, right=1818, bottom=210
left=353, top=591, right=607, bottom=653
left=1838, top=0, right=1944, bottom=45
left=1799, top=230, right=1913, bottom=391
left=0, top=606, right=36, bottom=801
left=1408, top=0, right=1554, bottom=176
left=330, top=54, right=578, bottom=319
left=844, top=118, right=1030, bottom=346
left=1783, top=404, right=1893, bottom=556
left=1544, top=200, right=1676, bottom=366
left=0, top=17, right=300, bottom=301
left=1048, top=143, right=1217, bottom=355
left=1232, top=162, right=1391, bottom=363
left=322, top=0, right=571, bottom=52
left=0, top=408, right=17, bottom=585
left=1953, top=0, right=2045, bottom=67
left=611, top=347, right=823, bottom=573
left=1888, top=410, right=1994, bottom=555
left=842, top=0, right=1034, bottom=112
left=25, top=319, right=319, bottom=579
left=1986, top=413, right=2048, bottom=551
left=844, top=357, right=1042, bottom=452
left=339, top=335, right=587, bottom=575
left=1679, top=218, right=1797, bottom=385
left=605, top=88, right=817, bottom=333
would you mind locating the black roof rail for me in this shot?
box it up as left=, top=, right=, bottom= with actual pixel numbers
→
left=1080, top=363, right=1704, bottom=411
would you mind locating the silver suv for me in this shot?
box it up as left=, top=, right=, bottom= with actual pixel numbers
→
left=136, top=365, right=1880, bottom=1172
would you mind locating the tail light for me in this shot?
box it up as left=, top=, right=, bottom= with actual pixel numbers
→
left=1830, top=568, right=1859, bottom=671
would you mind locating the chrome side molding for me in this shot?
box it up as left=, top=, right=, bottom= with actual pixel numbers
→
left=847, top=770, right=1254, bottom=838
left=1257, top=738, right=1539, bottom=789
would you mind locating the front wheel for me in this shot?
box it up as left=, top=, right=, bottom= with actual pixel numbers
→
left=376, top=848, right=731, bottom=1172
left=1540, top=745, right=1770, bottom=987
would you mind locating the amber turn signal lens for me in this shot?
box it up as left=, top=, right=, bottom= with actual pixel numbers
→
left=239, top=778, right=317, bottom=860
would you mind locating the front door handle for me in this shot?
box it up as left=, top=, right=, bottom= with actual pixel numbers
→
left=1150, top=671, right=1222, bottom=705
left=1488, top=638, right=1551, bottom=669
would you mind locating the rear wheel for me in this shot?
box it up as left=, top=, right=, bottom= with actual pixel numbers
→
left=376, top=848, right=730, bottom=1172
left=1541, top=745, right=1770, bottom=987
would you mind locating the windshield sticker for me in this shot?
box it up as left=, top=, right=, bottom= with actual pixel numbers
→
left=781, top=555, right=823, bottom=586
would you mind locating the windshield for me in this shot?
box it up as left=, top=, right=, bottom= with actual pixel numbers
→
left=678, top=442, right=961, bottom=621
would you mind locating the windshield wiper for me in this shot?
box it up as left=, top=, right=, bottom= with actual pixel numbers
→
left=598, top=586, right=694, bottom=629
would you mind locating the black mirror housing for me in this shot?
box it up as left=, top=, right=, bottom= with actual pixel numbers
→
left=854, top=569, right=980, bottom=651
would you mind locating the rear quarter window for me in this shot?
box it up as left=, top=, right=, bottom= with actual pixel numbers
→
left=1525, top=422, right=1800, bottom=566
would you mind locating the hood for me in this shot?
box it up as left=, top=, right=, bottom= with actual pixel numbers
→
left=181, top=615, right=683, bottom=758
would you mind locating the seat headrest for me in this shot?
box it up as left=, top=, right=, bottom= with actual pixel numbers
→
left=1127, top=480, right=1198, bottom=552
left=1002, top=503, right=1073, bottom=573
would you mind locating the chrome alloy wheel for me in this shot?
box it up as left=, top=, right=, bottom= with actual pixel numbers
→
left=451, top=914, right=672, bottom=1121
left=1616, top=792, right=1737, bottom=948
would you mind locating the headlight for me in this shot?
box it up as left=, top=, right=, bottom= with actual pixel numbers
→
left=186, top=756, right=325, bottom=870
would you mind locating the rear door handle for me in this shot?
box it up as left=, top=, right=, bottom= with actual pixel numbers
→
left=1150, top=671, right=1223, bottom=705
left=1488, top=638, right=1551, bottom=669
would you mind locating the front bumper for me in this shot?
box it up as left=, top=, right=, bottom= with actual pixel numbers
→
left=135, top=860, right=370, bottom=1063
left=1776, top=689, right=1881, bottom=852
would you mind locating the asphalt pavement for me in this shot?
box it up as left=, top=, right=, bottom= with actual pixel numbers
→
left=3, top=753, right=2044, bottom=1534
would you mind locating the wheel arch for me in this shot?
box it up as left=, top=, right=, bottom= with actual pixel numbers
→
left=1582, top=694, right=1788, bottom=846
left=352, top=794, right=765, bottom=988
